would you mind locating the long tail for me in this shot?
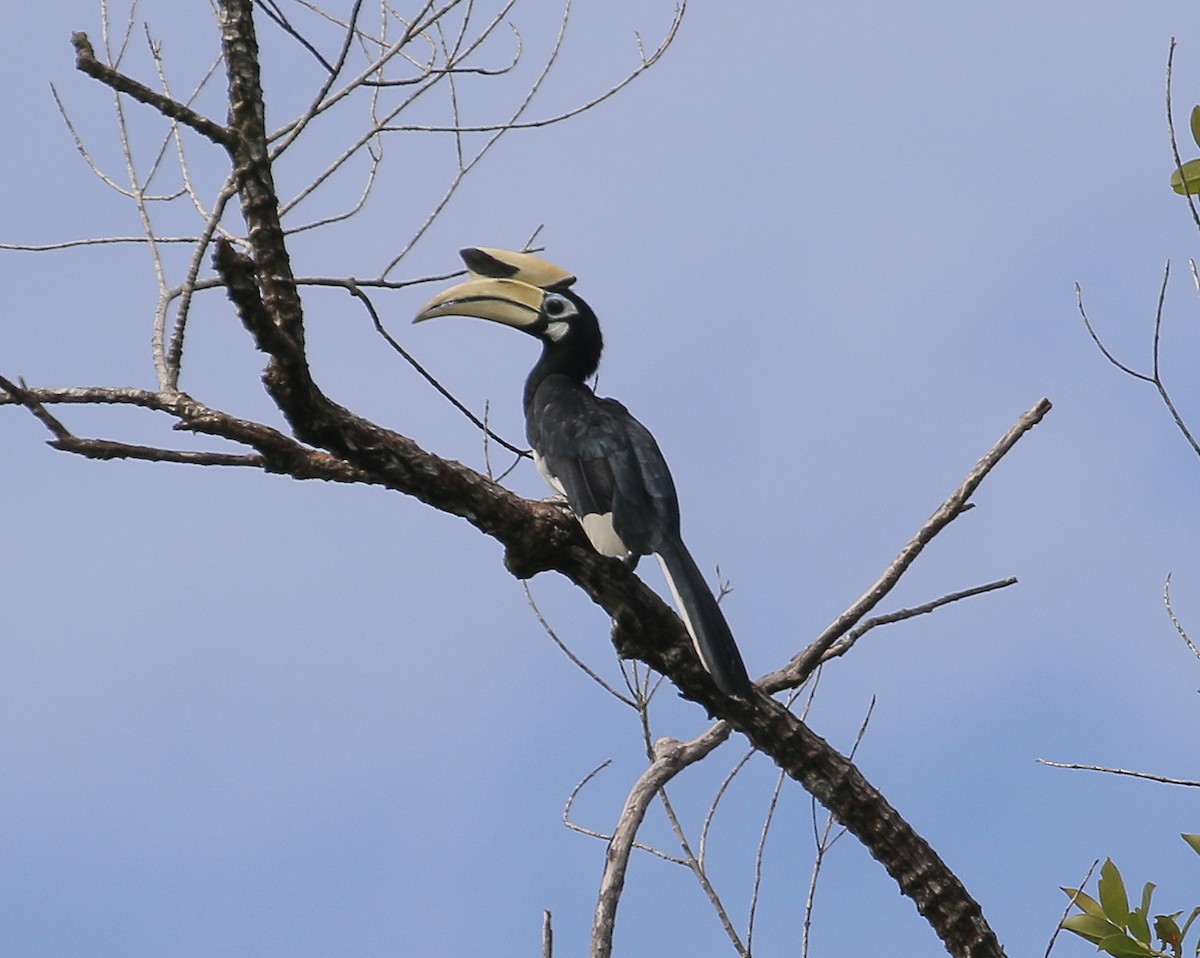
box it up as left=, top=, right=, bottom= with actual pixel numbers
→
left=655, top=537, right=753, bottom=697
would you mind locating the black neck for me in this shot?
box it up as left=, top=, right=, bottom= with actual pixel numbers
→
left=522, top=292, right=603, bottom=410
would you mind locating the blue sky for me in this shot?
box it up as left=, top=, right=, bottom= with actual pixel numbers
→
left=4, top=2, right=1200, bottom=956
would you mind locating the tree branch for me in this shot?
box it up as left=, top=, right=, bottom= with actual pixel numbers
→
left=778, top=398, right=1051, bottom=688
left=592, top=731, right=742, bottom=958
left=20, top=6, right=1037, bottom=955
left=71, top=31, right=236, bottom=150
left=1036, top=760, right=1200, bottom=788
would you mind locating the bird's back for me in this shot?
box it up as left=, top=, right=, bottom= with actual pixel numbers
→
left=527, top=375, right=679, bottom=556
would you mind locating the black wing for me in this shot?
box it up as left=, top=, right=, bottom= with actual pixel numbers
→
left=528, top=375, right=753, bottom=696
left=527, top=376, right=676, bottom=556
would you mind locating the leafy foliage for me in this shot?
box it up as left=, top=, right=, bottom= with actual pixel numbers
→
left=1061, top=838, right=1200, bottom=957
left=1169, top=105, right=1200, bottom=194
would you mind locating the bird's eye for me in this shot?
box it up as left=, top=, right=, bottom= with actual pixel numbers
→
left=544, top=294, right=568, bottom=317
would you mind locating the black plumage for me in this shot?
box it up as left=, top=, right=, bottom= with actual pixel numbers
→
left=415, top=250, right=753, bottom=697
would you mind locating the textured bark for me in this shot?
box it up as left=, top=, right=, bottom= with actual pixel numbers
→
left=56, top=4, right=1019, bottom=956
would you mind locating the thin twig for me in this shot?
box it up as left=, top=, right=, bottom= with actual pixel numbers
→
left=1166, top=37, right=1200, bottom=233
left=1165, top=573, right=1200, bottom=661
left=1077, top=264, right=1200, bottom=459
left=653, top=782, right=745, bottom=956
left=165, top=178, right=241, bottom=387
left=1037, top=759, right=1200, bottom=787
left=349, top=279, right=530, bottom=456
left=561, top=760, right=684, bottom=863
left=747, top=764, right=785, bottom=955
left=522, top=582, right=634, bottom=704
left=778, top=398, right=1052, bottom=687
left=380, top=3, right=685, bottom=136
left=821, top=578, right=1019, bottom=662
left=381, top=0, right=575, bottom=275
left=698, top=739, right=750, bottom=866
left=1075, top=282, right=1155, bottom=382
left=591, top=734, right=746, bottom=958
left=1044, top=859, right=1101, bottom=958
left=0, top=236, right=202, bottom=251
left=801, top=697, right=874, bottom=958
left=50, top=83, right=137, bottom=198
left=0, top=375, right=72, bottom=439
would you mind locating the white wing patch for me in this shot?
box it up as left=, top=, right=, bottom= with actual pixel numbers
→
left=532, top=451, right=627, bottom=557
left=532, top=450, right=566, bottom=496
left=582, top=512, right=628, bottom=557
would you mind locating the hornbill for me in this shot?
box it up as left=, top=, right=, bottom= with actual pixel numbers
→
left=414, top=248, right=753, bottom=697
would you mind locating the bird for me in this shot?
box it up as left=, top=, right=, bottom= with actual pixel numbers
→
left=414, top=247, right=753, bottom=697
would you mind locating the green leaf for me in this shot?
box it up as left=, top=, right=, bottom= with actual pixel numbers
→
left=1140, top=883, right=1158, bottom=916
left=1169, top=159, right=1200, bottom=195
left=1179, top=905, right=1200, bottom=939
left=1190, top=105, right=1200, bottom=150
left=1125, top=883, right=1157, bottom=943
left=1063, top=886, right=1109, bottom=920
left=1063, top=913, right=1121, bottom=945
left=1155, top=913, right=1182, bottom=951
left=1097, top=931, right=1157, bottom=957
left=1129, top=909, right=1152, bottom=945
left=1181, top=834, right=1200, bottom=857
left=1100, top=859, right=1132, bottom=924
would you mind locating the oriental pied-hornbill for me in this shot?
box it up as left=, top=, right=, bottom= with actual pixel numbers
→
left=414, top=248, right=753, bottom=697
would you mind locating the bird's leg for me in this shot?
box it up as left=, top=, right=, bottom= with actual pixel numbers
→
left=542, top=496, right=575, bottom=522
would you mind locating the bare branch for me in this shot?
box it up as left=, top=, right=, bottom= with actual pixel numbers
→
left=1075, top=281, right=1155, bottom=382
left=381, top=0, right=574, bottom=275
left=0, top=236, right=202, bottom=251
left=1078, top=264, right=1200, bottom=459
left=821, top=578, right=1019, bottom=662
left=50, top=83, right=137, bottom=198
left=164, top=178, right=241, bottom=388
left=255, top=0, right=341, bottom=74
left=1077, top=45, right=1200, bottom=463
left=592, top=734, right=747, bottom=958
left=0, top=379, right=378, bottom=484
left=1036, top=759, right=1200, bottom=787
left=51, top=436, right=264, bottom=467
left=380, top=3, right=685, bottom=135
left=0, top=374, right=72, bottom=440
left=71, top=31, right=236, bottom=149
left=0, top=384, right=178, bottom=410
left=353, top=279, right=530, bottom=456
left=1166, top=37, right=1200, bottom=234
left=800, top=698, right=874, bottom=958
left=1165, top=573, right=1200, bottom=662
left=777, top=398, right=1052, bottom=688
left=561, top=760, right=684, bottom=863
left=0, top=373, right=260, bottom=467
left=698, top=737, right=751, bottom=866
left=523, top=582, right=635, bottom=704
left=2, top=6, right=1021, bottom=955
left=1043, top=860, right=1101, bottom=958
left=748, top=765, right=786, bottom=956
